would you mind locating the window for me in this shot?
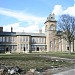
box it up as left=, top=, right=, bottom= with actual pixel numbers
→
left=18, top=36, right=20, bottom=42
left=19, top=44, right=28, bottom=50
left=42, top=38, right=45, bottom=43
left=13, top=37, right=15, bottom=42
left=23, top=36, right=25, bottom=42
left=0, top=37, right=2, bottom=42
left=36, top=38, right=38, bottom=43
left=32, top=37, right=35, bottom=43
left=32, top=38, right=33, bottom=42
left=40, top=38, right=43, bottom=43
left=50, top=25, right=54, bottom=30
left=31, top=46, right=35, bottom=51
left=26, top=36, right=28, bottom=42
left=21, top=44, right=24, bottom=49
left=58, top=38, right=61, bottom=43
left=0, top=46, right=1, bottom=50
left=50, top=41, right=52, bottom=48
left=18, top=44, right=20, bottom=49
left=10, top=37, right=13, bottom=42
left=3, top=37, right=5, bottom=42
left=10, top=37, right=12, bottom=42
left=20, top=37, right=22, bottom=42
left=54, top=39, right=56, bottom=49
left=26, top=44, right=28, bottom=50
left=39, top=38, right=41, bottom=43
left=14, top=46, right=17, bottom=50
left=22, top=36, right=28, bottom=42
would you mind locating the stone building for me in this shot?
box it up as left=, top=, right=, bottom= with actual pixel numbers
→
left=0, top=13, right=75, bottom=53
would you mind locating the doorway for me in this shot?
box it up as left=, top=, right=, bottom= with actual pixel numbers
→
left=37, top=47, right=39, bottom=51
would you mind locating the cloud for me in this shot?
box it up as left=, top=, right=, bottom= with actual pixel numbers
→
left=52, top=5, right=75, bottom=17
left=0, top=7, right=45, bottom=23
left=42, top=25, right=45, bottom=33
left=1, top=4, right=75, bottom=33
left=3, top=23, right=21, bottom=32
left=52, top=5, right=63, bottom=16
left=3, top=22, right=40, bottom=33
left=0, top=7, right=46, bottom=33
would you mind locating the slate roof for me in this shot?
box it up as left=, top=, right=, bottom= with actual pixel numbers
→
left=0, top=32, right=16, bottom=36
left=0, top=32, right=46, bottom=37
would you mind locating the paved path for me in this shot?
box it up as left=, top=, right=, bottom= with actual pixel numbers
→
left=53, top=69, right=75, bottom=75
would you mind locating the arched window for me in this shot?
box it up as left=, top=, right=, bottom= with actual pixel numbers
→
left=50, top=41, right=52, bottom=48
left=50, top=25, right=54, bottom=30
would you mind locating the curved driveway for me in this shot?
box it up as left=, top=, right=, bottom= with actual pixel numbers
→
left=53, top=69, right=75, bottom=75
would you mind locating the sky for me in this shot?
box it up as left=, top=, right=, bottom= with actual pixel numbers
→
left=0, top=0, right=75, bottom=33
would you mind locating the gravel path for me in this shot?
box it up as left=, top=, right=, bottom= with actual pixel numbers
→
left=53, top=69, right=75, bottom=75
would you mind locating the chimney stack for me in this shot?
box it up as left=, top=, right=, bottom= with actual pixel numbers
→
left=39, top=29, right=42, bottom=33
left=0, top=27, right=3, bottom=32
left=11, top=27, right=13, bottom=32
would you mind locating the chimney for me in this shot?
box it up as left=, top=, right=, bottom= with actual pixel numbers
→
left=11, top=27, right=13, bottom=32
left=39, top=29, right=42, bottom=33
left=0, top=27, right=3, bottom=32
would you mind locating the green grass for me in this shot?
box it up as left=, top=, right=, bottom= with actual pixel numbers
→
left=48, top=52, right=75, bottom=58
left=31, top=52, right=75, bottom=59
left=0, top=53, right=74, bottom=71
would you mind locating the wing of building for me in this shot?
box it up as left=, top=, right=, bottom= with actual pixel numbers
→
left=0, top=13, right=75, bottom=53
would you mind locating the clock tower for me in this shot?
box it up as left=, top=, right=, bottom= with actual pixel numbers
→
left=44, top=13, right=57, bottom=52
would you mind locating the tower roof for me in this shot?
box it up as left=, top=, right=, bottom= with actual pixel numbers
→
left=44, top=13, right=57, bottom=23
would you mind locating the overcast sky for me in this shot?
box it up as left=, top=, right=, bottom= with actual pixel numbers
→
left=0, top=0, right=74, bottom=32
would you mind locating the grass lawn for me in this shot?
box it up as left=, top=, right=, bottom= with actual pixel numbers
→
left=0, top=52, right=75, bottom=71
left=31, top=52, right=75, bottom=58
left=46, top=52, right=75, bottom=59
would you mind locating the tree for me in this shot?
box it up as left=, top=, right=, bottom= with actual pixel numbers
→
left=58, top=14, right=75, bottom=54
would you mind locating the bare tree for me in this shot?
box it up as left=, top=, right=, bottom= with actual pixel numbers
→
left=58, top=14, right=75, bottom=54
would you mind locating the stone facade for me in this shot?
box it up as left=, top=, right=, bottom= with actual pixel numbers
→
left=0, top=13, right=75, bottom=53
left=45, top=13, right=57, bottom=52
